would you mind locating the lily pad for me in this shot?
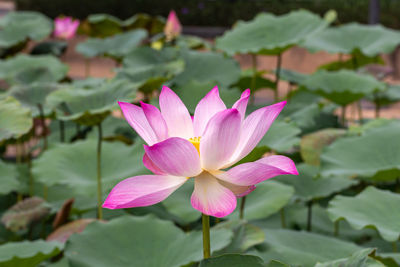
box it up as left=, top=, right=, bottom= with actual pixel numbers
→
left=0, top=11, right=52, bottom=49
left=1, top=197, right=50, bottom=232
left=0, top=54, right=68, bottom=85
left=228, top=181, right=294, bottom=220
left=76, top=30, right=147, bottom=59
left=276, top=164, right=357, bottom=202
left=172, top=80, right=242, bottom=113
left=32, top=139, right=149, bottom=199
left=172, top=50, right=241, bottom=87
left=302, top=23, right=400, bottom=57
left=46, top=79, right=138, bottom=126
left=0, top=240, right=63, bottom=267
left=0, top=160, right=19, bottom=195
left=199, top=254, right=265, bottom=267
left=251, top=229, right=361, bottom=266
left=278, top=68, right=309, bottom=85
left=328, top=186, right=400, bottom=242
left=30, top=41, right=68, bottom=57
left=321, top=122, right=400, bottom=181
left=216, top=10, right=330, bottom=55
left=8, top=83, right=60, bottom=117
left=65, top=215, right=233, bottom=267
left=300, top=128, right=347, bottom=165
left=47, top=219, right=96, bottom=244
left=234, top=69, right=276, bottom=92
left=258, top=120, right=301, bottom=152
left=300, top=70, right=385, bottom=106
left=0, top=96, right=32, bottom=143
left=315, top=248, right=384, bottom=267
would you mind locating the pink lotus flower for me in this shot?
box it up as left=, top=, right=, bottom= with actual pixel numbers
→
left=164, top=10, right=182, bottom=41
left=103, top=86, right=298, bottom=217
left=53, top=16, right=80, bottom=40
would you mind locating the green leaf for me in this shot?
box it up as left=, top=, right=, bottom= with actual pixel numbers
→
left=0, top=54, right=68, bottom=85
left=0, top=240, right=62, bottom=267
left=173, top=80, right=242, bottom=113
left=46, top=79, right=138, bottom=126
left=0, top=96, right=32, bottom=143
left=228, top=181, right=294, bottom=220
left=257, top=120, right=301, bottom=152
left=65, top=215, right=233, bottom=267
left=328, top=186, right=400, bottom=242
left=8, top=83, right=59, bottom=117
left=199, top=254, right=265, bottom=267
left=172, top=50, right=241, bottom=87
left=251, top=229, right=361, bottom=266
left=278, top=68, right=309, bottom=85
left=321, top=122, right=400, bottom=181
left=162, top=179, right=200, bottom=225
left=216, top=10, right=329, bottom=55
left=300, top=70, right=385, bottom=106
left=318, top=52, right=384, bottom=71
left=32, top=139, right=149, bottom=199
left=234, top=69, right=276, bottom=92
left=76, top=30, right=147, bottom=59
left=30, top=40, right=67, bottom=57
left=0, top=11, right=52, bottom=49
left=300, top=128, right=347, bottom=165
left=302, top=23, right=400, bottom=57
left=315, top=248, right=384, bottom=267
left=276, top=164, right=357, bottom=202
left=0, top=160, right=19, bottom=195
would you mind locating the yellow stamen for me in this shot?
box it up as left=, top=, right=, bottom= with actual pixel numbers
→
left=189, top=137, right=201, bottom=154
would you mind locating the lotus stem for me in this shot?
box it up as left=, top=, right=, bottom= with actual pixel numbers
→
left=37, top=104, right=48, bottom=151
left=26, top=142, right=33, bottom=196
left=375, top=102, right=381, bottom=118
left=16, top=140, right=23, bottom=202
left=275, top=53, right=282, bottom=101
left=202, top=213, right=211, bottom=259
left=334, top=220, right=340, bottom=237
left=357, top=101, right=363, bottom=123
left=280, top=208, right=286, bottom=228
left=307, top=201, right=313, bottom=232
left=393, top=241, right=398, bottom=252
left=97, top=123, right=103, bottom=220
left=59, top=121, right=65, bottom=142
left=239, top=196, right=246, bottom=219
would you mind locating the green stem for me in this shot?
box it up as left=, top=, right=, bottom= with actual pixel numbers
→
left=239, top=196, right=246, bottom=219
left=59, top=120, right=65, bottom=142
left=275, top=53, right=282, bottom=101
left=280, top=208, right=286, bottom=228
left=37, top=104, right=48, bottom=151
left=97, top=123, right=103, bottom=220
left=16, top=140, right=23, bottom=202
left=307, top=201, right=313, bottom=232
left=202, top=214, right=211, bottom=259
left=26, top=143, right=33, bottom=196
left=334, top=220, right=340, bottom=237
left=375, top=101, right=380, bottom=118
left=393, top=241, right=398, bottom=252
left=250, top=54, right=257, bottom=104
left=357, top=101, right=363, bottom=123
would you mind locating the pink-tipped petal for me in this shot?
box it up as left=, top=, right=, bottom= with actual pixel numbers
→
left=144, top=137, right=202, bottom=177
left=159, top=86, right=194, bottom=139
left=200, top=109, right=241, bottom=171
left=191, top=172, right=236, bottom=218
left=118, top=101, right=158, bottom=145
left=103, top=175, right=186, bottom=209
left=232, top=89, right=250, bottom=121
left=143, top=153, right=166, bottom=175
left=217, top=155, right=298, bottom=186
left=229, top=101, right=286, bottom=165
left=141, top=102, right=168, bottom=141
left=218, top=179, right=256, bottom=197
left=193, top=86, right=227, bottom=136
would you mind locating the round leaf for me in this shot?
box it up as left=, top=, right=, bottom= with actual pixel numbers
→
left=32, top=139, right=149, bottom=198
left=65, top=215, right=233, bottom=267
left=328, top=186, right=400, bottom=242
left=300, top=70, right=385, bottom=106
left=216, top=10, right=329, bottom=55
left=321, top=122, right=400, bottom=181
left=199, top=254, right=265, bottom=267
left=302, top=23, right=400, bottom=57
left=0, top=96, right=32, bottom=143
left=0, top=160, right=19, bottom=195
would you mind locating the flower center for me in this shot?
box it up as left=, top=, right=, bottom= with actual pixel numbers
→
left=189, top=137, right=201, bottom=154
